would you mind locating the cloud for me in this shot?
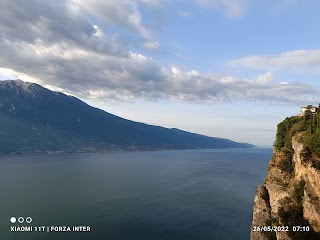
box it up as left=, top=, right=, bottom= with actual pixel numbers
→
left=72, top=0, right=159, bottom=49
left=230, top=49, right=320, bottom=73
left=0, top=0, right=317, bottom=105
left=143, top=40, right=160, bottom=50
left=0, top=39, right=316, bottom=104
left=0, top=0, right=129, bottom=56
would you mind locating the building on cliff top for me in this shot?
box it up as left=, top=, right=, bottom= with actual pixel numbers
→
left=300, top=105, right=318, bottom=116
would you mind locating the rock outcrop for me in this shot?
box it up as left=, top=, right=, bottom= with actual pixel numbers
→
left=251, top=115, right=320, bottom=240
left=250, top=185, right=272, bottom=240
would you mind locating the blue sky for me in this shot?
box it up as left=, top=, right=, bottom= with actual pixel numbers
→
left=0, top=0, right=319, bottom=145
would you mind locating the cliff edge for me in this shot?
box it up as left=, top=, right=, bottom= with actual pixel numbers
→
left=251, top=109, right=320, bottom=240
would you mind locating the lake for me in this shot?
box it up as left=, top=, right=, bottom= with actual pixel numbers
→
left=0, top=148, right=272, bottom=240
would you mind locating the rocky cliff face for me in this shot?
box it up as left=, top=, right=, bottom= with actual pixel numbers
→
left=251, top=134, right=320, bottom=240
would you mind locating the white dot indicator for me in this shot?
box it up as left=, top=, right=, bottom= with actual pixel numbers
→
left=18, top=217, right=24, bottom=223
left=26, top=217, right=32, bottom=223
left=10, top=217, right=16, bottom=223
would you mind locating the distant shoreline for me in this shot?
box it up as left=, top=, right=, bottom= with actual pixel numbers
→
left=0, top=146, right=260, bottom=156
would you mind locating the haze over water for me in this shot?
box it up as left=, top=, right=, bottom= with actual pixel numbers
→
left=1, top=148, right=272, bottom=240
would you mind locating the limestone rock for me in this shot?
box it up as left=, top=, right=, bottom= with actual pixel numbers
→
left=251, top=135, right=320, bottom=240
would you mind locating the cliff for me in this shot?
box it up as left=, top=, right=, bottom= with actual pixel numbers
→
left=251, top=113, right=320, bottom=240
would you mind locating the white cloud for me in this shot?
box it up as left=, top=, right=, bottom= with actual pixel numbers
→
left=0, top=37, right=317, bottom=104
left=72, top=0, right=158, bottom=48
left=256, top=72, right=273, bottom=84
left=143, top=40, right=160, bottom=50
left=0, top=68, right=41, bottom=84
left=230, top=49, right=320, bottom=73
left=0, top=0, right=317, bottom=105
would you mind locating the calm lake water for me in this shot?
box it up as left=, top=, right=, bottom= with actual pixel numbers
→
left=0, top=148, right=272, bottom=240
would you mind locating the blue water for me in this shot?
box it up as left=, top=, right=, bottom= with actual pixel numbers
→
left=0, top=148, right=272, bottom=240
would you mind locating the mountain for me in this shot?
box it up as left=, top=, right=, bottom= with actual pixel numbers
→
left=250, top=112, right=320, bottom=240
left=0, top=80, right=254, bottom=154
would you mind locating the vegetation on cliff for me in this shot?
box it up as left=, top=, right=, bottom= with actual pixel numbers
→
left=258, top=105, right=320, bottom=240
left=274, top=105, right=320, bottom=171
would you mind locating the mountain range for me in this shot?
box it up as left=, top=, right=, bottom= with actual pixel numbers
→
left=0, top=80, right=254, bottom=153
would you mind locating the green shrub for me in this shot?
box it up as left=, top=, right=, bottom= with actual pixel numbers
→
left=274, top=117, right=303, bottom=150
left=306, top=129, right=320, bottom=157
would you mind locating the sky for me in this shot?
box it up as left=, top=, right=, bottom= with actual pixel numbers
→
left=0, top=0, right=320, bottom=146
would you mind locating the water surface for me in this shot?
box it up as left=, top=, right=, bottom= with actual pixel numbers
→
left=0, top=148, right=272, bottom=240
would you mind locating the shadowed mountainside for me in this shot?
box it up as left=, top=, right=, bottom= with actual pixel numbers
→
left=0, top=80, right=254, bottom=153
